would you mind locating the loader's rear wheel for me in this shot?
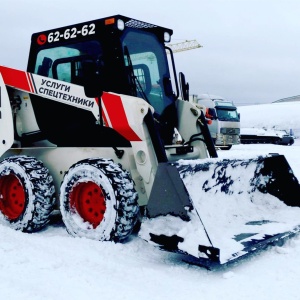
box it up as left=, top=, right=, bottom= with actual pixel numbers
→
left=0, top=174, right=26, bottom=220
left=60, top=158, right=139, bottom=242
left=0, top=155, right=55, bottom=232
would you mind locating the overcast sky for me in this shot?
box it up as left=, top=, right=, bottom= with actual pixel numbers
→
left=1, top=0, right=300, bottom=104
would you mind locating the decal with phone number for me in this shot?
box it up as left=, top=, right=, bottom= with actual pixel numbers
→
left=37, top=23, right=96, bottom=45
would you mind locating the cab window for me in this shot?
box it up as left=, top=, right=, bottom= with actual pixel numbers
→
left=34, top=41, right=102, bottom=85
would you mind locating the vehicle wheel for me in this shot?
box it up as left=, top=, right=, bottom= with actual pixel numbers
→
left=221, top=145, right=232, bottom=150
left=272, top=137, right=281, bottom=145
left=0, top=155, right=55, bottom=232
left=60, top=158, right=139, bottom=242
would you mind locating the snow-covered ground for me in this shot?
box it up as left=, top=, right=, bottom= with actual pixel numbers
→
left=1, top=102, right=300, bottom=300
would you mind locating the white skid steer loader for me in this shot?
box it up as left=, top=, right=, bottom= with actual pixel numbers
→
left=0, top=15, right=300, bottom=267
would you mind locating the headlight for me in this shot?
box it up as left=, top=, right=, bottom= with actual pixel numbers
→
left=117, top=19, right=125, bottom=31
left=164, top=32, right=171, bottom=42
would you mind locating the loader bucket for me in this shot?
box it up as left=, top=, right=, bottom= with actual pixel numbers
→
left=140, top=154, right=300, bottom=266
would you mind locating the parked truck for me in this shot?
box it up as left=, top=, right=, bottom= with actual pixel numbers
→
left=0, top=15, right=300, bottom=267
left=196, top=94, right=240, bottom=150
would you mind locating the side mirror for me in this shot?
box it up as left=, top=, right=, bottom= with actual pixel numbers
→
left=179, top=72, right=189, bottom=101
left=82, top=60, right=103, bottom=98
left=208, top=108, right=217, bottom=120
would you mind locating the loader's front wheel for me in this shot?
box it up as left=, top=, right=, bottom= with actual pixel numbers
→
left=60, top=158, right=139, bottom=242
left=0, top=155, right=55, bottom=232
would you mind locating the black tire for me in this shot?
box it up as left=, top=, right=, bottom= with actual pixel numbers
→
left=0, top=155, right=56, bottom=232
left=60, top=158, right=139, bottom=242
left=272, top=137, right=281, bottom=145
left=220, top=145, right=232, bottom=150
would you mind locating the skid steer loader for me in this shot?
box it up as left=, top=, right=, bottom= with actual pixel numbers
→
left=0, top=15, right=300, bottom=267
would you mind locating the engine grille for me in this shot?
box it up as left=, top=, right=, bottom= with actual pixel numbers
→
left=220, top=128, right=240, bottom=135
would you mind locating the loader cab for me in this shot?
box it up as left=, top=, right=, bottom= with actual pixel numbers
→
left=27, top=15, right=178, bottom=146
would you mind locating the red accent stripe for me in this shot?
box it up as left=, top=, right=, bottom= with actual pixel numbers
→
left=26, top=73, right=35, bottom=93
left=102, top=92, right=141, bottom=141
left=0, top=66, right=32, bottom=92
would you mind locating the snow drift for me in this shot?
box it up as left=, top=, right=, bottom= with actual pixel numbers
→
left=237, top=101, right=300, bottom=137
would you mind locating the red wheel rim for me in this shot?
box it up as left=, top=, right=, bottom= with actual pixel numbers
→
left=70, top=181, right=106, bottom=228
left=0, top=174, right=26, bottom=220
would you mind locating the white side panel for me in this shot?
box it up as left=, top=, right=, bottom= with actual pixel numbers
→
left=14, top=90, right=40, bottom=136
left=0, top=74, right=14, bottom=157
left=176, top=99, right=209, bottom=159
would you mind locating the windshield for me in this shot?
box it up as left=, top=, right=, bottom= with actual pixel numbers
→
left=216, top=108, right=240, bottom=121
left=121, top=29, right=174, bottom=115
